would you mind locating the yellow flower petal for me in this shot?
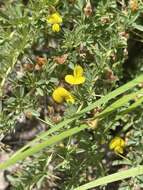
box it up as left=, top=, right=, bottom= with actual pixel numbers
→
left=47, top=13, right=62, bottom=24
left=120, top=138, right=125, bottom=147
left=65, top=75, right=75, bottom=84
left=52, top=87, right=65, bottom=103
left=65, top=65, right=85, bottom=85
left=65, top=75, right=85, bottom=85
left=109, top=137, right=125, bottom=154
left=75, top=76, right=85, bottom=84
left=52, top=87, right=74, bottom=104
left=52, top=23, right=60, bottom=32
left=74, top=65, right=84, bottom=77
left=65, top=94, right=75, bottom=104
left=114, top=146, right=124, bottom=154
left=109, top=138, right=117, bottom=150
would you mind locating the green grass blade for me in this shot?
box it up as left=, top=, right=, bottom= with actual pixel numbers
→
left=10, top=117, right=77, bottom=157
left=24, top=74, right=143, bottom=144
left=0, top=124, right=87, bottom=170
left=97, top=88, right=143, bottom=118
left=0, top=88, right=141, bottom=170
left=121, top=95, right=143, bottom=114
left=73, top=166, right=143, bottom=190
left=1, top=75, right=143, bottom=170
left=77, top=74, right=143, bottom=115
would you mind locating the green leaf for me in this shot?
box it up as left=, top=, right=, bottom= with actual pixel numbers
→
left=36, top=88, right=44, bottom=96
left=132, top=23, right=143, bottom=32
left=73, top=166, right=143, bottom=190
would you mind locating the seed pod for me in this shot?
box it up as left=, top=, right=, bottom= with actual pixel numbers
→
left=100, top=16, right=110, bottom=24
left=23, top=63, right=34, bottom=71
left=36, top=56, right=47, bottom=66
left=25, top=111, right=33, bottom=119
left=105, top=68, right=118, bottom=81
left=86, top=119, right=98, bottom=129
left=129, top=0, right=138, bottom=12
left=53, top=54, right=68, bottom=64
left=51, top=115, right=62, bottom=123
left=84, top=0, right=93, bottom=17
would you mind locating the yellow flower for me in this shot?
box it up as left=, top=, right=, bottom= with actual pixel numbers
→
left=65, top=65, right=85, bottom=85
left=52, top=23, right=60, bottom=32
left=47, top=12, right=62, bottom=24
left=47, top=12, right=62, bottom=32
left=109, top=137, right=125, bottom=154
left=52, top=87, right=75, bottom=104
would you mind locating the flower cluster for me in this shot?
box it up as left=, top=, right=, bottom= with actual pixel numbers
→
left=47, top=12, right=62, bottom=32
left=65, top=65, right=85, bottom=85
left=47, top=12, right=86, bottom=104
left=109, top=137, right=125, bottom=154
left=52, top=87, right=74, bottom=104
left=23, top=56, right=47, bottom=71
left=52, top=65, right=85, bottom=104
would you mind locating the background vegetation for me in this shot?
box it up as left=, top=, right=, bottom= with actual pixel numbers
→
left=0, top=0, right=143, bottom=189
